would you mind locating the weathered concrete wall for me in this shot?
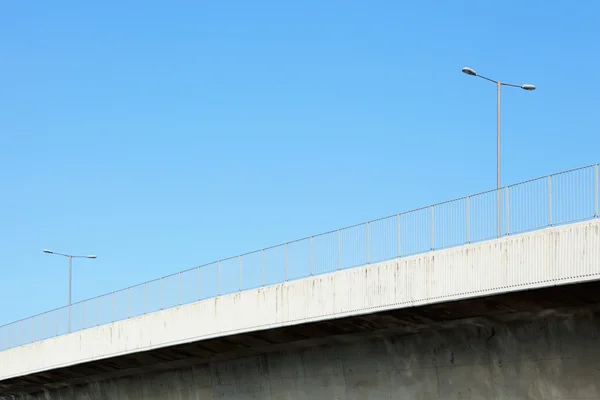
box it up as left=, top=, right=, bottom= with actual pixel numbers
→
left=12, top=305, right=600, bottom=400
left=3, top=219, right=600, bottom=383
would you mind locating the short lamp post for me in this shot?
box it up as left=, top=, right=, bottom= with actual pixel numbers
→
left=43, top=249, right=97, bottom=333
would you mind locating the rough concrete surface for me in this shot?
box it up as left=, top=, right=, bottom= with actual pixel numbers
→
left=6, top=219, right=600, bottom=385
left=7, top=305, right=600, bottom=400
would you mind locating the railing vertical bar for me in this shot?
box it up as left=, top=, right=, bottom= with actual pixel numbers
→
left=497, top=187, right=501, bottom=238
left=467, top=196, right=471, bottom=243
left=595, top=164, right=599, bottom=218
left=506, top=187, right=510, bottom=235
left=144, top=283, right=147, bottom=314
left=285, top=244, right=289, bottom=281
left=397, top=214, right=401, bottom=257
left=337, top=230, right=341, bottom=270
left=431, top=206, right=435, bottom=250
left=261, top=250, right=265, bottom=286
left=310, top=237, right=314, bottom=276
left=396, top=214, right=402, bottom=258
left=548, top=175, right=553, bottom=226
left=366, top=222, right=370, bottom=264
left=239, top=256, right=243, bottom=291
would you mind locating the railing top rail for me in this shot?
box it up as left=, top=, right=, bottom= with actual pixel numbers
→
left=1, top=162, right=597, bottom=331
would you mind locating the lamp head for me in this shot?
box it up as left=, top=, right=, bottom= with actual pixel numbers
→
left=462, top=67, right=477, bottom=76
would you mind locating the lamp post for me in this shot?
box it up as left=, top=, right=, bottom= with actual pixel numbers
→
left=43, top=249, right=97, bottom=333
left=461, top=67, right=535, bottom=237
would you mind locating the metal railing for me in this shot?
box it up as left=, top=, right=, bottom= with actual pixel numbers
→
left=1, top=163, right=598, bottom=351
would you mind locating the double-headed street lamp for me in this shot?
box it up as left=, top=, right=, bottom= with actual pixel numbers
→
left=461, top=67, right=536, bottom=237
left=43, top=249, right=97, bottom=333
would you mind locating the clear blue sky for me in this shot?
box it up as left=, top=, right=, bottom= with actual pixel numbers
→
left=1, top=1, right=599, bottom=326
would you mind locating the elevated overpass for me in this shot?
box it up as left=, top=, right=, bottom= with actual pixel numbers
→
left=1, top=164, right=599, bottom=399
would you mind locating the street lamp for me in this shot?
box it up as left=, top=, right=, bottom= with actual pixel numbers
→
left=461, top=67, right=536, bottom=237
left=43, top=249, right=97, bottom=333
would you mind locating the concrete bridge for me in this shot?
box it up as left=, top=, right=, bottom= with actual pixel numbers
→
left=1, top=164, right=599, bottom=399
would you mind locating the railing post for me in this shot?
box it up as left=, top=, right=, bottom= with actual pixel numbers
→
left=261, top=250, right=265, bottom=286
left=310, top=237, right=314, bottom=276
left=239, top=255, right=243, bottom=291
left=548, top=175, right=553, bottom=226
left=431, top=206, right=435, bottom=250
left=397, top=214, right=401, bottom=257
left=497, top=187, right=501, bottom=238
left=366, top=222, right=370, bottom=264
left=505, top=187, right=510, bottom=235
left=337, top=230, right=341, bottom=270
left=218, top=261, right=221, bottom=296
left=466, top=196, right=471, bottom=243
left=595, top=164, right=599, bottom=218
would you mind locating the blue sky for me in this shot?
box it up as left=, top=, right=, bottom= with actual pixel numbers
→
left=1, top=0, right=599, bottom=326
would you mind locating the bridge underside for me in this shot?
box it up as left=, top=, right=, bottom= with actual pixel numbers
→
left=3, top=279, right=600, bottom=397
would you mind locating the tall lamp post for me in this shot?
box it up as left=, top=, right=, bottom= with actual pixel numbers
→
left=43, top=249, right=97, bottom=333
left=461, top=67, right=536, bottom=237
